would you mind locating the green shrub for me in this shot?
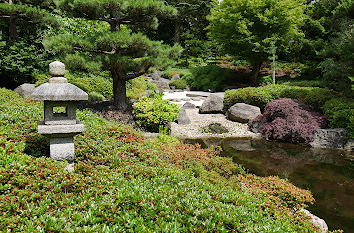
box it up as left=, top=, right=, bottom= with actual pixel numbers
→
left=324, top=98, right=354, bottom=139
left=259, top=75, right=273, bottom=85
left=126, top=76, right=157, bottom=100
left=161, top=68, right=182, bottom=79
left=224, top=87, right=274, bottom=110
left=187, top=65, right=234, bottom=91
left=161, top=68, right=192, bottom=80
left=68, top=73, right=112, bottom=99
left=88, top=91, right=105, bottom=102
left=225, top=84, right=336, bottom=112
left=169, top=79, right=187, bottom=89
left=133, top=96, right=180, bottom=132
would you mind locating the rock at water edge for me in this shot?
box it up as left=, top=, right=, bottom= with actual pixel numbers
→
left=300, top=209, right=328, bottom=233
left=310, top=128, right=346, bottom=149
left=227, top=103, right=261, bottom=123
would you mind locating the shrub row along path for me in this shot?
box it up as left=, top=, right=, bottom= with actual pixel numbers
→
left=164, top=91, right=261, bottom=139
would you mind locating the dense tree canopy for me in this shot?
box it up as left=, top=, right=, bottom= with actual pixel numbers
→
left=207, top=0, right=306, bottom=84
left=0, top=0, right=57, bottom=88
left=44, top=0, right=181, bottom=109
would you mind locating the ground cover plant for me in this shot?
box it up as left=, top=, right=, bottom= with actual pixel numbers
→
left=0, top=88, right=325, bottom=232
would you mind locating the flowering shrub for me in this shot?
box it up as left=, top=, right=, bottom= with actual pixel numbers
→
left=132, top=96, right=180, bottom=132
left=249, top=98, right=327, bottom=143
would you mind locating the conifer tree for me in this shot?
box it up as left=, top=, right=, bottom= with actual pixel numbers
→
left=44, top=0, right=181, bottom=110
left=0, top=0, right=56, bottom=39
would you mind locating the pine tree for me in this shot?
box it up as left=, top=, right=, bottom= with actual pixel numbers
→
left=44, top=0, right=181, bottom=110
left=0, top=0, right=56, bottom=39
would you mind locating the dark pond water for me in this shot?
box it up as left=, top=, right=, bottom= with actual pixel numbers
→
left=185, top=138, right=354, bottom=232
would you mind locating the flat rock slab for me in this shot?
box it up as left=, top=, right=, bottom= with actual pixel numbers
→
left=170, top=109, right=261, bottom=139
left=38, top=121, right=85, bottom=135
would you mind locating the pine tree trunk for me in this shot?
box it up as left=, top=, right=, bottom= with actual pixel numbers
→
left=174, top=19, right=181, bottom=44
left=112, top=70, right=128, bottom=110
left=251, top=62, right=262, bottom=86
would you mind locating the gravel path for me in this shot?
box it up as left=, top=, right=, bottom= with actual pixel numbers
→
left=170, top=109, right=261, bottom=139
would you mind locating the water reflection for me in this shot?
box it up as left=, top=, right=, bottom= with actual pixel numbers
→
left=185, top=138, right=354, bottom=232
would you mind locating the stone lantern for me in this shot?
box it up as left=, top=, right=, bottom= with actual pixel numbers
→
left=31, top=61, right=88, bottom=162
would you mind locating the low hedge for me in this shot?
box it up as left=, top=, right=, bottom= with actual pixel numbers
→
left=224, top=84, right=337, bottom=112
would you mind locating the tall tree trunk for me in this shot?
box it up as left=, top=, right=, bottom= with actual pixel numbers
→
left=112, top=70, right=128, bottom=110
left=110, top=10, right=120, bottom=32
left=8, top=0, right=17, bottom=39
left=251, top=62, right=262, bottom=86
left=174, top=18, right=181, bottom=44
left=272, top=51, right=276, bottom=84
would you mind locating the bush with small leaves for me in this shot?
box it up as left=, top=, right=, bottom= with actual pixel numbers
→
left=132, top=96, right=180, bottom=132
left=249, top=98, right=327, bottom=143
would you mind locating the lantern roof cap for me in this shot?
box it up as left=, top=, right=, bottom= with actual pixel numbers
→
left=31, top=61, right=88, bottom=101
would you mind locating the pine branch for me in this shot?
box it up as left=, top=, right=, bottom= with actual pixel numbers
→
left=73, top=46, right=116, bottom=55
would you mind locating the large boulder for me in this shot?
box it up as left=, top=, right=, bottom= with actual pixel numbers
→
left=227, top=103, right=261, bottom=123
left=14, top=83, right=35, bottom=98
left=177, top=109, right=191, bottom=125
left=310, top=128, right=347, bottom=149
left=146, top=71, right=162, bottom=80
left=151, top=77, right=170, bottom=90
left=199, top=94, right=224, bottom=113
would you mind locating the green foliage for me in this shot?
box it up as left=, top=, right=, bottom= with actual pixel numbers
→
left=44, top=0, right=181, bottom=109
left=169, top=79, right=187, bottom=90
left=88, top=91, right=105, bottom=102
left=0, top=40, right=49, bottom=88
left=224, top=85, right=336, bottom=112
left=187, top=65, right=234, bottom=91
left=207, top=0, right=306, bottom=80
left=132, top=96, right=180, bottom=132
left=161, top=68, right=191, bottom=79
left=126, top=76, right=157, bottom=100
left=0, top=88, right=320, bottom=232
left=66, top=72, right=112, bottom=99
left=259, top=75, right=273, bottom=85
left=324, top=98, right=354, bottom=139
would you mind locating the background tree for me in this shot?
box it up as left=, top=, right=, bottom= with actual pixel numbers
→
left=207, top=0, right=306, bottom=85
left=0, top=0, right=57, bottom=88
left=146, top=0, right=213, bottom=58
left=44, top=0, right=181, bottom=110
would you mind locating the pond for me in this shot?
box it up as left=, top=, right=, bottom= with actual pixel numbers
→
left=185, top=138, right=354, bottom=232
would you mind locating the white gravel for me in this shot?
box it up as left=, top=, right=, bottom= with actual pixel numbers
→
left=170, top=109, right=261, bottom=139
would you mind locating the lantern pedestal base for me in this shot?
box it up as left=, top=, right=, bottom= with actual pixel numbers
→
left=50, top=137, right=75, bottom=162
